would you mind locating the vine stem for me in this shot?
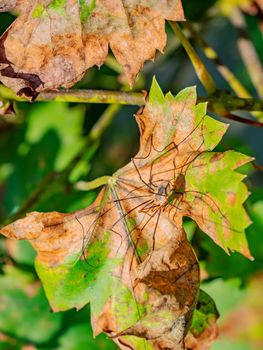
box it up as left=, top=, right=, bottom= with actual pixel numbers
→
left=169, top=21, right=217, bottom=95
left=169, top=21, right=263, bottom=126
left=183, top=20, right=251, bottom=98
left=0, top=85, right=146, bottom=105
left=183, top=20, right=263, bottom=121
left=0, top=84, right=262, bottom=113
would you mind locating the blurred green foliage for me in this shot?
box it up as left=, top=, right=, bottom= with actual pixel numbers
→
left=0, top=0, right=263, bottom=349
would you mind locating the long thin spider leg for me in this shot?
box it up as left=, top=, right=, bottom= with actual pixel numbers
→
left=150, top=151, right=206, bottom=178
left=74, top=184, right=153, bottom=240
left=131, top=158, right=157, bottom=192
left=168, top=193, right=185, bottom=223
left=148, top=141, right=179, bottom=187
left=147, top=112, right=207, bottom=179
left=176, top=114, right=206, bottom=149
left=113, top=200, right=157, bottom=259
left=61, top=195, right=149, bottom=270
left=152, top=207, right=162, bottom=251
left=110, top=199, right=153, bottom=232
left=75, top=216, right=97, bottom=269
left=148, top=141, right=178, bottom=166
left=133, top=134, right=155, bottom=160
left=70, top=180, right=157, bottom=271
left=85, top=197, right=153, bottom=266
left=109, top=183, right=161, bottom=265
left=169, top=196, right=240, bottom=234
left=116, top=177, right=154, bottom=195
left=183, top=189, right=239, bottom=232
left=149, top=119, right=207, bottom=185
left=128, top=205, right=162, bottom=270
left=128, top=112, right=207, bottom=202
left=133, top=135, right=179, bottom=190
left=134, top=135, right=177, bottom=161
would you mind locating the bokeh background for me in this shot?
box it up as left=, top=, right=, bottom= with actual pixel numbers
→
left=0, top=0, right=262, bottom=349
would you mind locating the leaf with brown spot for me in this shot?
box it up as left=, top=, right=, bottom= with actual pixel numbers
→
left=114, top=239, right=199, bottom=350
left=0, top=80, right=252, bottom=349
left=0, top=0, right=184, bottom=99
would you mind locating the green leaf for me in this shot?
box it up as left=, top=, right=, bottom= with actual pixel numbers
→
left=149, top=77, right=166, bottom=105
left=55, top=323, right=117, bottom=350
left=201, top=278, right=247, bottom=321
left=5, top=240, right=36, bottom=266
left=2, top=102, right=86, bottom=216
left=211, top=339, right=253, bottom=350
left=79, top=0, right=96, bottom=23
left=25, top=102, right=85, bottom=171
left=35, top=231, right=120, bottom=313
left=0, top=266, right=62, bottom=343
left=201, top=200, right=263, bottom=282
left=186, top=150, right=252, bottom=256
left=191, top=290, right=219, bottom=336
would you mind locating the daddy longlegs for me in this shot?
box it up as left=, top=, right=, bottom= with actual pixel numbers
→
left=74, top=102, right=210, bottom=271
left=47, top=110, right=232, bottom=277
left=114, top=114, right=239, bottom=266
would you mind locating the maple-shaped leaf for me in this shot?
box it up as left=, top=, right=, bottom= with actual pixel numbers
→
left=0, top=80, right=252, bottom=349
left=0, top=0, right=184, bottom=99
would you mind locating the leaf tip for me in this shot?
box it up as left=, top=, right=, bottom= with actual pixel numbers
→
left=175, top=85, right=197, bottom=104
left=149, top=76, right=165, bottom=104
left=241, top=246, right=254, bottom=260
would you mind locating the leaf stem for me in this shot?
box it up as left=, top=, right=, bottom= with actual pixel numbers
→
left=183, top=20, right=263, bottom=121
left=230, top=8, right=263, bottom=98
left=0, top=84, right=262, bottom=113
left=183, top=21, right=251, bottom=98
left=76, top=176, right=111, bottom=191
left=169, top=21, right=217, bottom=95
left=0, top=84, right=146, bottom=106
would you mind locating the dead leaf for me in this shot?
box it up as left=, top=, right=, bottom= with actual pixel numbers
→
left=0, top=0, right=184, bottom=99
left=114, top=239, right=199, bottom=350
left=0, top=80, right=252, bottom=349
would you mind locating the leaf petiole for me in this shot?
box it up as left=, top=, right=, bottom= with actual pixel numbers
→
left=75, top=176, right=111, bottom=191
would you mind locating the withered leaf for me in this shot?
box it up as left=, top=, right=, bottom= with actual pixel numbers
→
left=114, top=239, right=199, bottom=350
left=0, top=80, right=252, bottom=349
left=0, top=0, right=184, bottom=99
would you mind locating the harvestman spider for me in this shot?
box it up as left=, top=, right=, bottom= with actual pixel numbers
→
left=115, top=113, right=235, bottom=258
left=75, top=112, right=234, bottom=272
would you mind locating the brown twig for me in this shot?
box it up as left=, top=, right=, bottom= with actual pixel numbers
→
left=218, top=112, right=263, bottom=127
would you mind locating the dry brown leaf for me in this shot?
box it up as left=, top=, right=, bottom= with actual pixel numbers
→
left=115, top=239, right=199, bottom=350
left=0, top=0, right=184, bottom=99
left=185, top=322, right=218, bottom=350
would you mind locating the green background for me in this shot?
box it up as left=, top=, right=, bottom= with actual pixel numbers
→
left=0, top=0, right=262, bottom=349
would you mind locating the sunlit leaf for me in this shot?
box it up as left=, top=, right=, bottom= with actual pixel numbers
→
left=0, top=0, right=184, bottom=98
left=0, top=80, right=252, bottom=349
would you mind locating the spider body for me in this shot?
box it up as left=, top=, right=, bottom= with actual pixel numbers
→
left=167, top=173, right=186, bottom=204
